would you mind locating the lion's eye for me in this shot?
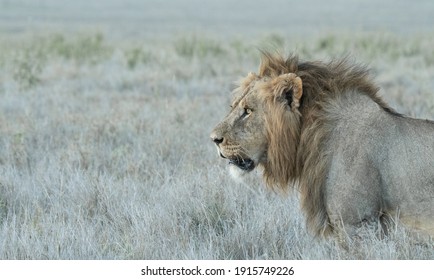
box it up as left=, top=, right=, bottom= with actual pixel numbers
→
left=241, top=108, right=252, bottom=118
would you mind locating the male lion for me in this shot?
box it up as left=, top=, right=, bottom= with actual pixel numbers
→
left=210, top=52, right=434, bottom=242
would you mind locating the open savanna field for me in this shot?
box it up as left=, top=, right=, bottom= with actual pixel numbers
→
left=0, top=0, right=434, bottom=259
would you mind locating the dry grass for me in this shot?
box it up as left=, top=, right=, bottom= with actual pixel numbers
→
left=1, top=3, right=434, bottom=260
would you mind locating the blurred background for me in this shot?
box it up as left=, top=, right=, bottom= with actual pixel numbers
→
left=2, top=0, right=434, bottom=38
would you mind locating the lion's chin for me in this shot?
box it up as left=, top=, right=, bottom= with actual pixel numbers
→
left=228, top=157, right=256, bottom=182
left=229, top=164, right=251, bottom=182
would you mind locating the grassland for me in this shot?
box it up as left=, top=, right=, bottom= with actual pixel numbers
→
left=1, top=0, right=434, bottom=259
left=0, top=0, right=434, bottom=259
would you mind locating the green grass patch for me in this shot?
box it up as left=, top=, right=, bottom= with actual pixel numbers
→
left=13, top=48, right=45, bottom=89
left=42, top=33, right=111, bottom=63
left=174, top=36, right=226, bottom=59
left=124, top=47, right=153, bottom=70
left=10, top=33, right=112, bottom=89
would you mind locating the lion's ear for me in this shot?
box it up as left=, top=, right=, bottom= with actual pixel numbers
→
left=272, top=73, right=303, bottom=110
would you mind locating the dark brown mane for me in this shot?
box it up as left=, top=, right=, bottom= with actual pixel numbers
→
left=259, top=51, right=397, bottom=114
left=258, top=52, right=398, bottom=236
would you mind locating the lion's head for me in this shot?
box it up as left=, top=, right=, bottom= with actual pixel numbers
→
left=210, top=67, right=303, bottom=187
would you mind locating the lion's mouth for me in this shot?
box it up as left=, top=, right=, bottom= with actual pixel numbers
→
left=229, top=158, right=254, bottom=171
left=229, top=156, right=255, bottom=171
left=218, top=152, right=255, bottom=171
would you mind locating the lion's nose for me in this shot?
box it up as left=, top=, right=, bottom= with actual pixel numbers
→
left=210, top=132, right=224, bottom=145
left=213, top=137, right=224, bottom=145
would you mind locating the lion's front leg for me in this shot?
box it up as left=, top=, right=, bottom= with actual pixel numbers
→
left=329, top=215, right=384, bottom=250
left=324, top=150, right=386, bottom=246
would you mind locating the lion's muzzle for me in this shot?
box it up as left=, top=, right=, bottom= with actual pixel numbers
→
left=211, top=135, right=255, bottom=172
